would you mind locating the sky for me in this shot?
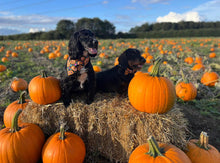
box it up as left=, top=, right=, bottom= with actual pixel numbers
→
left=0, top=0, right=219, bottom=35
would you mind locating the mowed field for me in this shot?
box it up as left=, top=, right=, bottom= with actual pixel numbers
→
left=0, top=37, right=219, bottom=162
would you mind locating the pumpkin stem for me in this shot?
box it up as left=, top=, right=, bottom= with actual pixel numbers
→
left=146, top=136, right=164, bottom=158
left=59, top=123, right=66, bottom=140
left=180, top=69, right=189, bottom=83
left=150, top=57, right=163, bottom=77
left=10, top=109, right=22, bottom=133
left=42, top=70, right=48, bottom=78
left=18, top=91, right=26, bottom=104
left=195, top=131, right=210, bottom=150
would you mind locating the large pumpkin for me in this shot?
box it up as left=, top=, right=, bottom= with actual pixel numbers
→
left=10, top=77, right=28, bottom=92
left=175, top=82, right=197, bottom=101
left=0, top=109, right=45, bottom=163
left=28, top=71, right=61, bottom=105
left=3, top=91, right=29, bottom=128
left=186, top=131, right=220, bottom=163
left=201, top=72, right=219, bottom=87
left=42, top=123, right=86, bottom=163
left=129, top=136, right=191, bottom=163
left=128, top=58, right=176, bottom=114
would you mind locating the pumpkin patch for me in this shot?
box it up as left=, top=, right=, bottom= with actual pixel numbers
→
left=0, top=38, right=219, bottom=162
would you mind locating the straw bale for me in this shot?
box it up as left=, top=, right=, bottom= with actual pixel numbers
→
left=20, top=93, right=188, bottom=162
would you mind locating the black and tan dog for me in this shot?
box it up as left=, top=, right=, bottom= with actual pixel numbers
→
left=60, top=29, right=98, bottom=107
left=96, top=48, right=146, bottom=94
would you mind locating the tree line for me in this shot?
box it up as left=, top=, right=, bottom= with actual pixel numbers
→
left=0, top=18, right=219, bottom=40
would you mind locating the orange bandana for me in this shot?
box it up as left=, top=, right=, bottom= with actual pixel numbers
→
left=67, top=56, right=90, bottom=76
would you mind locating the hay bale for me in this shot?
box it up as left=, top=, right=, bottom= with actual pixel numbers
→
left=21, top=93, right=188, bottom=162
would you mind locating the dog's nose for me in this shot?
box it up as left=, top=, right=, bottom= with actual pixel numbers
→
left=141, top=57, right=146, bottom=63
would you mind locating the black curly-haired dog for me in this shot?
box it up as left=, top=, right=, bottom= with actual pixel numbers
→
left=60, top=29, right=98, bottom=107
left=96, top=48, right=146, bottom=94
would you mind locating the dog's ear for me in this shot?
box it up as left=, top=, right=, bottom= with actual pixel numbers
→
left=68, top=31, right=82, bottom=59
left=118, top=51, right=128, bottom=69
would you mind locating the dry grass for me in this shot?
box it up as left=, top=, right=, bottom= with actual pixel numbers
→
left=21, top=93, right=188, bottom=162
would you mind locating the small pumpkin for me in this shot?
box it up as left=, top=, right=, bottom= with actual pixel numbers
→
left=48, top=52, right=56, bottom=59
left=0, top=65, right=6, bottom=72
left=42, top=123, right=86, bottom=163
left=146, top=55, right=153, bottom=64
left=0, top=109, right=45, bottom=163
left=128, top=57, right=176, bottom=114
left=176, top=82, right=197, bottom=101
left=28, top=71, right=61, bottom=105
left=192, top=64, right=205, bottom=71
left=28, top=48, right=33, bottom=52
left=10, top=77, right=28, bottom=92
left=93, top=65, right=102, bottom=72
left=201, top=72, right=219, bottom=87
left=1, top=57, right=9, bottom=62
left=184, top=57, right=194, bottom=64
left=129, top=136, right=191, bottom=163
left=209, top=52, right=216, bottom=58
left=63, top=54, right=69, bottom=60
left=3, top=91, right=29, bottom=127
left=186, top=131, right=220, bottom=163
left=11, top=52, right=18, bottom=57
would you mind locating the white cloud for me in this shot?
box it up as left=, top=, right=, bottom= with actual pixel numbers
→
left=192, top=0, right=220, bottom=21
left=29, top=27, right=46, bottom=33
left=156, top=11, right=203, bottom=23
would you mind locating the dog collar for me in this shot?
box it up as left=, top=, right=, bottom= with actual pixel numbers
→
left=67, top=56, right=90, bottom=76
left=124, top=68, right=136, bottom=75
left=118, top=64, right=136, bottom=75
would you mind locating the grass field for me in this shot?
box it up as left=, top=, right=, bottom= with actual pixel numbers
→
left=0, top=37, right=219, bottom=161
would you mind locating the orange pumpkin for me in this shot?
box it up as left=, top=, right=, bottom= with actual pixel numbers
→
left=1, top=57, right=9, bottom=62
left=3, top=91, right=29, bottom=128
left=28, top=48, right=33, bottom=52
left=63, top=54, right=69, bottom=60
left=175, top=82, right=197, bottom=101
left=184, top=57, right=193, bottom=64
left=48, top=52, right=56, bottom=59
left=93, top=65, right=102, bottom=72
left=0, top=65, right=6, bottom=72
left=42, top=123, right=86, bottom=163
left=146, top=55, right=153, bottom=64
left=28, top=71, right=61, bottom=105
left=10, top=77, right=28, bottom=92
left=11, top=52, right=18, bottom=57
left=209, top=52, right=216, bottom=58
left=147, top=64, right=153, bottom=73
left=0, top=109, right=45, bottom=163
left=129, top=136, right=191, bottom=163
left=114, top=57, right=119, bottom=66
left=201, top=72, right=219, bottom=87
left=186, top=131, right=220, bottom=163
left=128, top=58, right=176, bottom=114
left=194, top=56, right=203, bottom=64
left=192, top=64, right=205, bottom=71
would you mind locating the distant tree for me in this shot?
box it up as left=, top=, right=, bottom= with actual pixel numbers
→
left=75, top=17, right=115, bottom=38
left=56, top=20, right=75, bottom=39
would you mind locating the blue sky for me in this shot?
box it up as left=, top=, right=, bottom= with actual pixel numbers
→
left=0, top=0, right=219, bottom=35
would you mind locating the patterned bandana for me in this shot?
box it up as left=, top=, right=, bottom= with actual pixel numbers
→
left=67, top=56, right=90, bottom=76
